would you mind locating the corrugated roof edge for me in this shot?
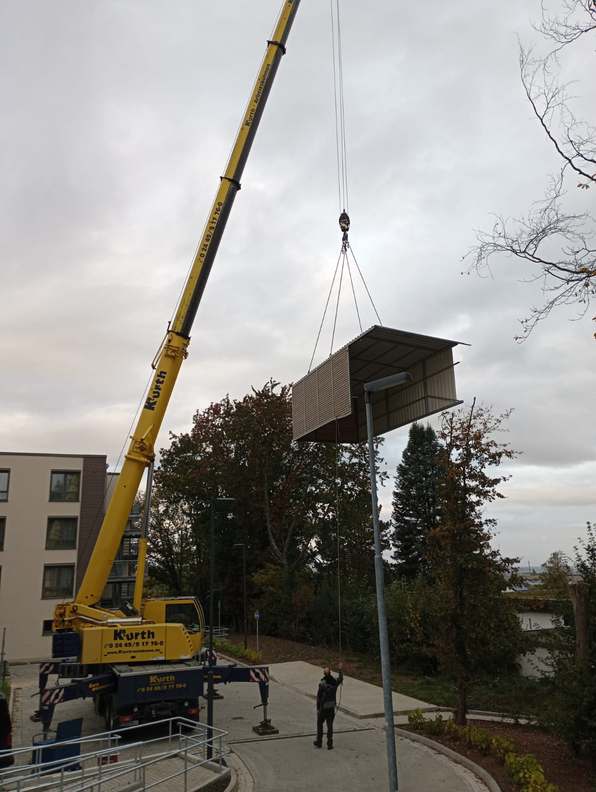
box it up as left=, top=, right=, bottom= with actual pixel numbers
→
left=293, top=324, right=469, bottom=387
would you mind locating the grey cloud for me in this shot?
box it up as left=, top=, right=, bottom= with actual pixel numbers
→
left=1, top=0, right=594, bottom=563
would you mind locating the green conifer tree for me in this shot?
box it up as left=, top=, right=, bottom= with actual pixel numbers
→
left=391, top=422, right=441, bottom=579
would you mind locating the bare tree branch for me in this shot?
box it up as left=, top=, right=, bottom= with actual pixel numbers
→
left=467, top=171, right=596, bottom=340
left=469, top=3, right=596, bottom=339
left=520, top=47, right=596, bottom=183
left=537, top=0, right=596, bottom=48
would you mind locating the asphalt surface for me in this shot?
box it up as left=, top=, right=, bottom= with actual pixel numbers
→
left=213, top=664, right=490, bottom=792
left=9, top=661, right=492, bottom=791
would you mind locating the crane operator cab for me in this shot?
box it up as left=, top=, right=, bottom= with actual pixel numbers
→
left=55, top=596, right=206, bottom=666
left=142, top=597, right=205, bottom=654
left=142, top=597, right=204, bottom=630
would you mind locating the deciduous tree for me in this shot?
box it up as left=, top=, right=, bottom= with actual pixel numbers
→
left=539, top=550, right=572, bottom=596
left=542, top=521, right=596, bottom=756
left=147, top=380, right=385, bottom=642
left=428, top=402, right=522, bottom=725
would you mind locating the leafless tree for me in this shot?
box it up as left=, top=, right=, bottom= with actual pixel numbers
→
left=468, top=0, right=596, bottom=340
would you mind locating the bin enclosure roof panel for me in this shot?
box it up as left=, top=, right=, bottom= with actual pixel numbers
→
left=292, top=325, right=464, bottom=443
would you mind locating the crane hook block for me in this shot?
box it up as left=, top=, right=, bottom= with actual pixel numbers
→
left=339, top=211, right=350, bottom=233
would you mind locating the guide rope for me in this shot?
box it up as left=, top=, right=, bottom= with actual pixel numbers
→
left=308, top=1, right=385, bottom=669
left=335, top=421, right=342, bottom=661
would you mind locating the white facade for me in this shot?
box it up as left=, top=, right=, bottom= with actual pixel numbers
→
left=517, top=610, right=558, bottom=632
left=517, top=609, right=557, bottom=678
left=0, top=452, right=106, bottom=661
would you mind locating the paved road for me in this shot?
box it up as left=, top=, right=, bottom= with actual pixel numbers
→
left=212, top=665, right=490, bottom=792
left=9, top=662, right=492, bottom=791
left=10, top=663, right=104, bottom=750
left=8, top=664, right=224, bottom=790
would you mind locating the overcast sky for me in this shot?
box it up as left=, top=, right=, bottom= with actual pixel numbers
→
left=1, top=0, right=594, bottom=566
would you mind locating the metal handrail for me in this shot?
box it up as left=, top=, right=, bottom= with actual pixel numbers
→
left=0, top=732, right=119, bottom=764
left=0, top=717, right=228, bottom=792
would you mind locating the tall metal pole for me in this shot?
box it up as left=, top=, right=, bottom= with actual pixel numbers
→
left=207, top=503, right=215, bottom=760
left=242, top=545, right=248, bottom=650
left=234, top=542, right=249, bottom=649
left=365, top=389, right=399, bottom=792
left=0, top=628, right=6, bottom=688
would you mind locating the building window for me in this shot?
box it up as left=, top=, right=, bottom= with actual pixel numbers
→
left=49, top=471, right=81, bottom=503
left=0, top=518, right=5, bottom=551
left=119, top=536, right=139, bottom=560
left=46, top=517, right=78, bottom=550
left=42, top=564, right=74, bottom=599
left=0, top=470, right=9, bottom=502
left=100, top=581, right=135, bottom=609
left=42, top=620, right=53, bottom=636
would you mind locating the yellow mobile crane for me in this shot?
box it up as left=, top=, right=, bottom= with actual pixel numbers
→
left=38, top=0, right=300, bottom=731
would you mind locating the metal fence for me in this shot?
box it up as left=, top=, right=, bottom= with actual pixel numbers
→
left=205, top=627, right=230, bottom=640
left=0, top=716, right=228, bottom=792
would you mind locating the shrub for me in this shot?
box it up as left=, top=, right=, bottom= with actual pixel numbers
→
left=407, top=709, right=426, bottom=731
left=505, top=753, right=558, bottom=792
left=214, top=639, right=262, bottom=664
left=406, top=712, right=558, bottom=792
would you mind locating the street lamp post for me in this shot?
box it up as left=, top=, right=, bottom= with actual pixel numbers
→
left=233, top=543, right=248, bottom=650
left=364, top=371, right=412, bottom=792
left=207, top=497, right=235, bottom=759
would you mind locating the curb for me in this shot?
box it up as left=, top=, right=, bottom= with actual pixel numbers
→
left=419, top=708, right=537, bottom=727
left=268, top=671, right=440, bottom=720
left=467, top=709, right=536, bottom=724
left=190, top=766, right=231, bottom=792
left=223, top=768, right=238, bottom=792
left=227, top=751, right=255, bottom=792
left=395, top=728, right=503, bottom=792
left=196, top=762, right=236, bottom=792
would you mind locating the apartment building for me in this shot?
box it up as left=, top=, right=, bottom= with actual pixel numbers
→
left=0, top=452, right=141, bottom=661
left=100, top=472, right=142, bottom=610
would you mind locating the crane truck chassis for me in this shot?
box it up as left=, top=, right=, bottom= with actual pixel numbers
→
left=36, top=652, right=274, bottom=734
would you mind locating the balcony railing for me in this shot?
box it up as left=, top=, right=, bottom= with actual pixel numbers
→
left=108, top=560, right=137, bottom=580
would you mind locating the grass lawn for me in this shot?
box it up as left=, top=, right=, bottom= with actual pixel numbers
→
left=220, top=633, right=592, bottom=791
left=223, top=632, right=551, bottom=718
left=396, top=671, right=551, bottom=717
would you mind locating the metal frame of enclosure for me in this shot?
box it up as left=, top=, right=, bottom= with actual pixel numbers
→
left=292, top=325, right=465, bottom=443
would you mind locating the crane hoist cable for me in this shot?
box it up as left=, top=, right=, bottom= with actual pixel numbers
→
left=306, top=2, right=387, bottom=679
left=308, top=3, right=382, bottom=374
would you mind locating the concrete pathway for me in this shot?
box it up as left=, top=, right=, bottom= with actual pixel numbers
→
left=270, top=660, right=437, bottom=718
left=8, top=661, right=498, bottom=792
left=212, top=661, right=492, bottom=792
left=9, top=663, right=105, bottom=756
left=7, top=664, right=226, bottom=790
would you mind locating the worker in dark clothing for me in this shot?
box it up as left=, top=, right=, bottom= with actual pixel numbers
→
left=314, top=664, right=343, bottom=749
left=0, top=693, right=14, bottom=767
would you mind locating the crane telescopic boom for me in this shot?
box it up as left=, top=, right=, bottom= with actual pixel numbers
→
left=70, top=0, right=300, bottom=612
